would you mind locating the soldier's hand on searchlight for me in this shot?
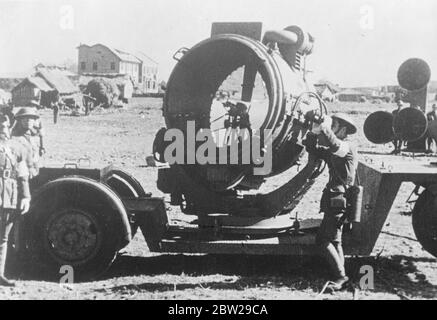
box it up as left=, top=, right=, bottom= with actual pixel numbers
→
left=39, top=147, right=46, bottom=157
left=20, top=198, right=30, bottom=215
left=319, top=116, right=333, bottom=132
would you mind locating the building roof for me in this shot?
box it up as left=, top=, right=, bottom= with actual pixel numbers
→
left=35, top=63, right=77, bottom=77
left=78, top=44, right=158, bottom=66
left=12, top=76, right=53, bottom=93
left=111, top=48, right=142, bottom=64
left=27, top=76, right=53, bottom=91
left=316, top=80, right=341, bottom=93
left=78, top=44, right=142, bottom=64
left=135, top=51, right=159, bottom=66
left=36, top=68, right=78, bottom=94
left=314, top=84, right=335, bottom=95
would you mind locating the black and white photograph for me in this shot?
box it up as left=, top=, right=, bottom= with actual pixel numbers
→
left=0, top=0, right=436, bottom=303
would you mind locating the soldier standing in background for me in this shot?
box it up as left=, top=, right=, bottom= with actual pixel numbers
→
left=392, top=100, right=404, bottom=154
left=26, top=101, right=45, bottom=156
left=83, top=94, right=96, bottom=116
left=0, top=113, right=31, bottom=286
left=426, top=104, right=437, bottom=152
left=11, top=107, right=43, bottom=179
left=51, top=100, right=59, bottom=124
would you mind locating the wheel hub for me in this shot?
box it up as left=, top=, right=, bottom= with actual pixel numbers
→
left=46, top=209, right=101, bottom=264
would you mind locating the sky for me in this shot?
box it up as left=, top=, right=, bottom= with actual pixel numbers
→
left=0, top=0, right=436, bottom=87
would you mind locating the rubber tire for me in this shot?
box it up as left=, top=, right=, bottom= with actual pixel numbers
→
left=102, top=169, right=147, bottom=238
left=29, top=194, right=121, bottom=282
left=412, top=190, right=437, bottom=258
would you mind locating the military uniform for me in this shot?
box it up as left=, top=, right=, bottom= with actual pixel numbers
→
left=11, top=127, right=40, bottom=178
left=426, top=108, right=437, bottom=151
left=305, top=113, right=358, bottom=290
left=11, top=107, right=42, bottom=179
left=0, top=134, right=31, bottom=286
left=392, top=105, right=404, bottom=153
left=306, top=119, right=358, bottom=246
left=316, top=131, right=357, bottom=245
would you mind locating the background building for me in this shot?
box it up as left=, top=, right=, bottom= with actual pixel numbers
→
left=135, top=52, right=159, bottom=94
left=314, top=84, right=338, bottom=102
left=11, top=66, right=79, bottom=107
left=337, top=88, right=366, bottom=102
left=77, top=44, right=158, bottom=93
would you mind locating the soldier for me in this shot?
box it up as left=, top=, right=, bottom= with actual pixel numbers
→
left=305, top=113, right=358, bottom=292
left=51, top=95, right=64, bottom=125
left=83, top=94, right=96, bottom=116
left=27, top=101, right=45, bottom=156
left=11, top=107, right=43, bottom=179
left=426, top=104, right=437, bottom=151
left=392, top=100, right=404, bottom=154
left=0, top=113, right=31, bottom=286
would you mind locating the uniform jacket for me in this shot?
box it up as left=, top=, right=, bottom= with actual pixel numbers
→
left=308, top=126, right=358, bottom=193
left=11, top=127, right=40, bottom=178
left=0, top=138, right=31, bottom=209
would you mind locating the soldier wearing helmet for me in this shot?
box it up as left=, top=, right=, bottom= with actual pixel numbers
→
left=11, top=107, right=43, bottom=178
left=305, top=112, right=358, bottom=292
left=25, top=101, right=45, bottom=155
left=0, top=113, right=31, bottom=286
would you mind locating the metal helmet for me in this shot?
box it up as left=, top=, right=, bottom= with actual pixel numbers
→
left=14, top=107, right=40, bottom=120
left=332, top=113, right=357, bottom=135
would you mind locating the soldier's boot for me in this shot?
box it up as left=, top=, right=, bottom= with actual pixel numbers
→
left=326, top=276, right=349, bottom=292
left=0, top=240, right=15, bottom=287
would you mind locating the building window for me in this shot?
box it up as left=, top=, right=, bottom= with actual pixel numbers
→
left=93, top=62, right=98, bottom=71
left=111, top=62, right=115, bottom=70
left=81, top=62, right=86, bottom=70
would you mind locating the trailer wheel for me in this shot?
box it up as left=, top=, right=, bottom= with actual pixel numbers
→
left=30, top=203, right=120, bottom=282
left=28, top=177, right=131, bottom=282
left=412, top=190, right=437, bottom=258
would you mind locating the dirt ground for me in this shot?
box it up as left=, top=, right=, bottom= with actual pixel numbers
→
left=1, top=98, right=436, bottom=300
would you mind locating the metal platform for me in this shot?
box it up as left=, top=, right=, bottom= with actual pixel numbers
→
left=141, top=154, right=437, bottom=258
left=350, top=154, right=437, bottom=256
left=360, top=153, right=437, bottom=178
left=151, top=214, right=322, bottom=256
left=160, top=234, right=318, bottom=256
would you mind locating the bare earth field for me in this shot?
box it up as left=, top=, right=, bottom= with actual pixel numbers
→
left=1, top=98, right=436, bottom=300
